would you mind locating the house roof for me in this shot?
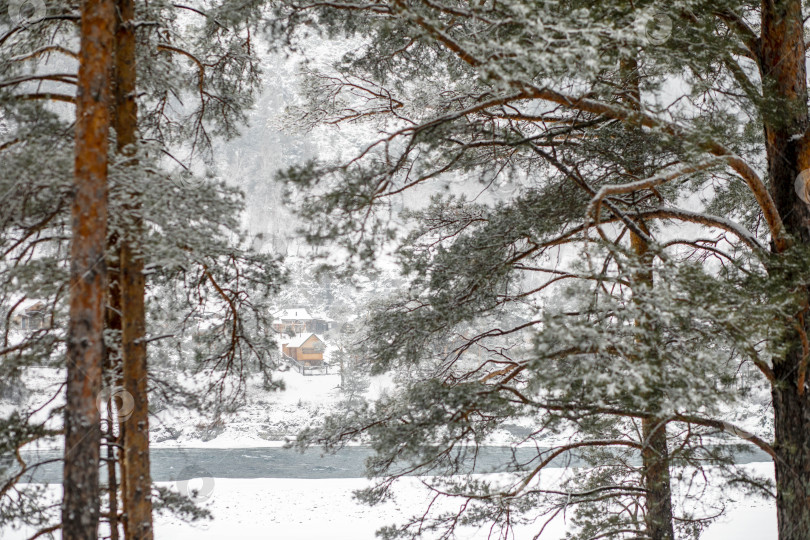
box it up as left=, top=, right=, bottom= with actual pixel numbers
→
left=286, top=333, right=324, bottom=348
left=14, top=298, right=44, bottom=310
left=274, top=308, right=335, bottom=322
left=11, top=299, right=45, bottom=317
left=275, top=308, right=315, bottom=321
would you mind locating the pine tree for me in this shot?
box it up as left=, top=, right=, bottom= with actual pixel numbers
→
left=276, top=1, right=810, bottom=538
left=64, top=1, right=115, bottom=538
left=0, top=2, right=80, bottom=534
left=0, top=1, right=283, bottom=536
left=102, top=0, right=284, bottom=536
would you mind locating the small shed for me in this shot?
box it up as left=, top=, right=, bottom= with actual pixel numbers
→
left=282, top=333, right=326, bottom=367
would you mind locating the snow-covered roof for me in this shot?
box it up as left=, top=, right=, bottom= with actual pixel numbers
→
left=274, top=308, right=334, bottom=322
left=275, top=308, right=314, bottom=321
left=10, top=299, right=46, bottom=316
left=11, top=298, right=44, bottom=311
left=286, top=333, right=325, bottom=348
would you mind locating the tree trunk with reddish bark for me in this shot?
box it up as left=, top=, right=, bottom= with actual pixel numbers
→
left=759, top=1, right=810, bottom=538
left=120, top=242, right=152, bottom=539
left=63, top=1, right=116, bottom=538
left=621, top=55, right=675, bottom=540
left=113, top=0, right=154, bottom=537
left=630, top=228, right=675, bottom=540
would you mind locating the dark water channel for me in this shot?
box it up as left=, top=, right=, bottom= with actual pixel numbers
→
left=6, top=445, right=772, bottom=484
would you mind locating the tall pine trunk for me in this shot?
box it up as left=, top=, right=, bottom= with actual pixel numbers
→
left=113, top=0, right=155, bottom=536
left=120, top=243, right=152, bottom=539
left=621, top=55, right=676, bottom=540
left=760, top=1, right=810, bottom=538
left=640, top=410, right=675, bottom=538
left=63, top=0, right=116, bottom=538
left=631, top=229, right=675, bottom=540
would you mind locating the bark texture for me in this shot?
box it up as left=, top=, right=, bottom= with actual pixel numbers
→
left=63, top=0, right=116, bottom=538
left=114, top=0, right=154, bottom=537
left=120, top=243, right=152, bottom=539
left=759, top=1, right=810, bottom=539
left=640, top=414, right=675, bottom=540
left=622, top=55, right=675, bottom=540
left=631, top=228, right=675, bottom=540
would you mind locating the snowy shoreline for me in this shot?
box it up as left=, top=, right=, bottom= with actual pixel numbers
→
left=3, top=464, right=777, bottom=540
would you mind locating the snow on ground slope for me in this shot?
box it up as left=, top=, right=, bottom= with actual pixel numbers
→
left=6, top=366, right=397, bottom=449
left=150, top=369, right=395, bottom=448
left=150, top=465, right=776, bottom=540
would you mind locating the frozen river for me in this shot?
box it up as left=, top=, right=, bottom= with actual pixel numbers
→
left=9, top=444, right=773, bottom=484
left=2, top=447, right=777, bottom=540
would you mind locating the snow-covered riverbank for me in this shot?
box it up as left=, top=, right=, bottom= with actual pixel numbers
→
left=4, top=464, right=776, bottom=540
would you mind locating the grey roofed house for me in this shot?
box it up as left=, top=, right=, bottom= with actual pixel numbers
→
left=272, top=307, right=333, bottom=334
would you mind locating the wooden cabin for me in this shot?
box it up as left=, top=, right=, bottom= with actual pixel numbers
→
left=282, top=333, right=326, bottom=367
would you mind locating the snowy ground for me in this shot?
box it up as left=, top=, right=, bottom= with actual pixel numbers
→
left=156, top=465, right=778, bottom=540
left=150, top=367, right=371, bottom=448
left=4, top=367, right=778, bottom=539
left=3, top=464, right=776, bottom=539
